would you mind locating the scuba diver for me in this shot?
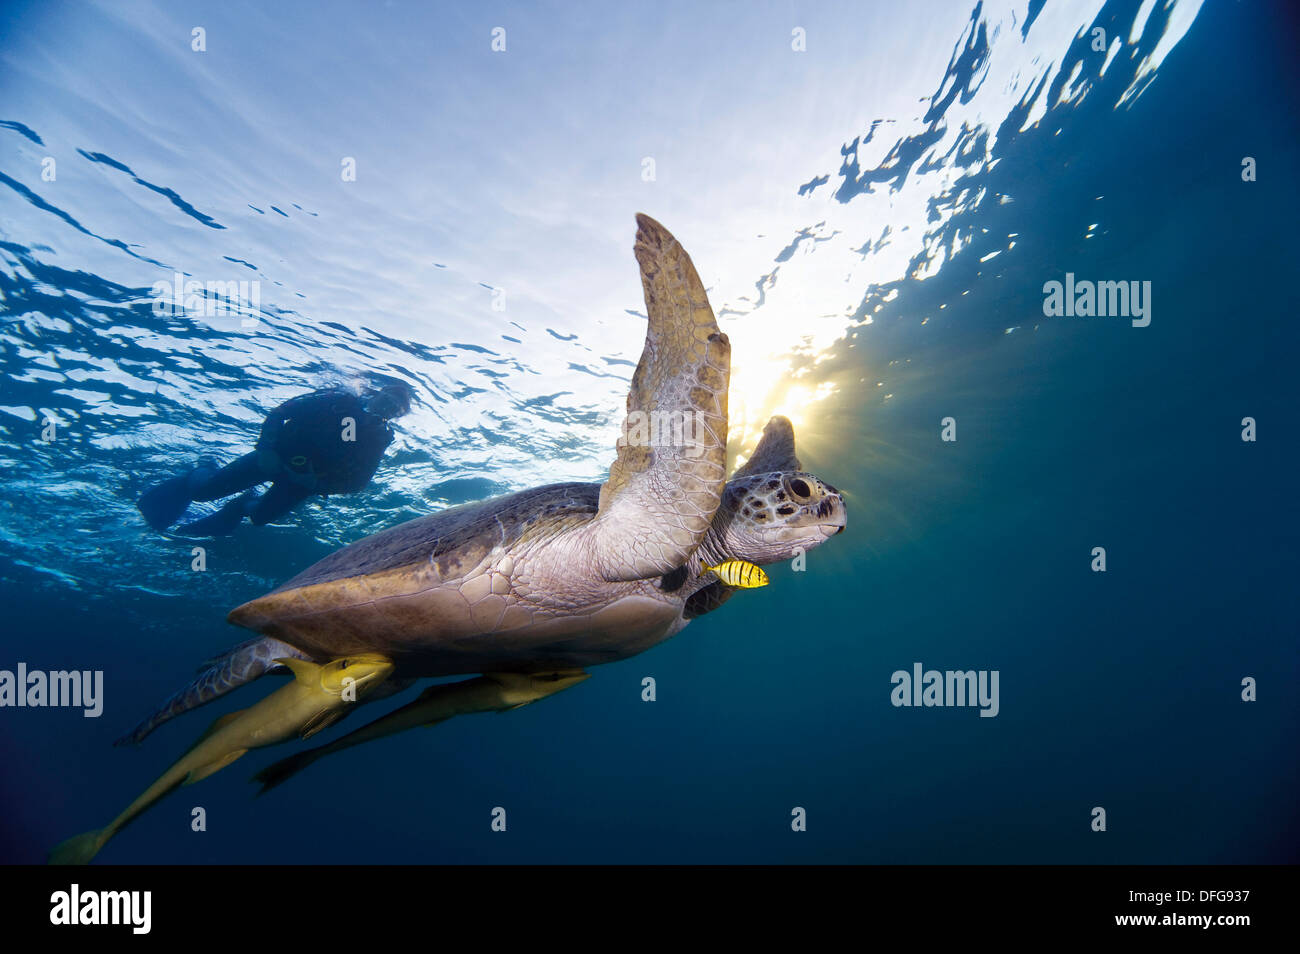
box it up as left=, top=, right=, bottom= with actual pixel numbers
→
left=138, top=384, right=413, bottom=536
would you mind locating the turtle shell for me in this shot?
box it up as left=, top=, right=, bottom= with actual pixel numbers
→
left=227, top=482, right=602, bottom=662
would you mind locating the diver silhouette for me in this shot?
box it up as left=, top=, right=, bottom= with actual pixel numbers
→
left=138, top=384, right=412, bottom=536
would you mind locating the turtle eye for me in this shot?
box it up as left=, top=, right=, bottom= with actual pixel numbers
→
left=788, top=478, right=811, bottom=499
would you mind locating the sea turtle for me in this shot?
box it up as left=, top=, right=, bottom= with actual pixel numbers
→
left=120, top=214, right=847, bottom=758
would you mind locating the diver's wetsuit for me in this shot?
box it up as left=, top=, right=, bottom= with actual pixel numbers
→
left=139, top=388, right=396, bottom=535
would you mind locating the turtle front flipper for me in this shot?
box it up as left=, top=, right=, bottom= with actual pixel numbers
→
left=732, top=415, right=801, bottom=478
left=584, top=214, right=730, bottom=582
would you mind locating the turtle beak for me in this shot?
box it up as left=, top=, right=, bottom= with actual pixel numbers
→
left=820, top=492, right=846, bottom=537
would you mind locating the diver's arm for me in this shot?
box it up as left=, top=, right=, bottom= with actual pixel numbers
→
left=316, top=418, right=394, bottom=495
left=346, top=422, right=394, bottom=490
left=256, top=398, right=297, bottom=451
left=257, top=389, right=350, bottom=450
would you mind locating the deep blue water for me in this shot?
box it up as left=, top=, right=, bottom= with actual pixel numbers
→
left=1, top=0, right=1297, bottom=863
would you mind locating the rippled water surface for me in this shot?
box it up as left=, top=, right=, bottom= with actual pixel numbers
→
left=2, top=0, right=1297, bottom=863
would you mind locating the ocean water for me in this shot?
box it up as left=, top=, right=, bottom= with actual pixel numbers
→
left=1, top=0, right=1296, bottom=864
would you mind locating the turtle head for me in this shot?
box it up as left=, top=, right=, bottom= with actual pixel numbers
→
left=706, top=471, right=846, bottom=566
left=316, top=654, right=396, bottom=696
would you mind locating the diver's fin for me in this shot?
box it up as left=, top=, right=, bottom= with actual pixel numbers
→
left=275, top=657, right=322, bottom=684
left=184, top=749, right=248, bottom=784
left=137, top=475, right=194, bottom=531
left=298, top=708, right=345, bottom=740
left=176, top=493, right=252, bottom=537
left=48, top=829, right=110, bottom=866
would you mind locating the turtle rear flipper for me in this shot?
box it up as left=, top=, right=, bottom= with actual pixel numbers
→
left=114, top=637, right=307, bottom=746
left=584, top=214, right=731, bottom=582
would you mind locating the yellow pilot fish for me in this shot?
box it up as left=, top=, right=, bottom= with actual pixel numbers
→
left=703, top=559, right=769, bottom=588
left=49, top=654, right=394, bottom=865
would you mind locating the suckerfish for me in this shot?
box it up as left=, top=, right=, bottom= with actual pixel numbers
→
left=50, top=654, right=394, bottom=864
left=254, top=670, right=589, bottom=794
